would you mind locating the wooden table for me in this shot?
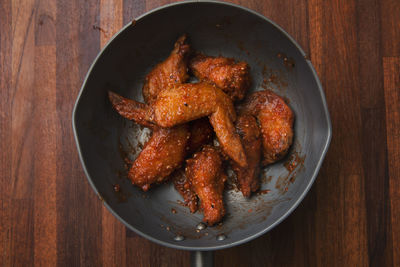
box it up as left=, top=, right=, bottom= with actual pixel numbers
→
left=1, top=0, right=399, bottom=266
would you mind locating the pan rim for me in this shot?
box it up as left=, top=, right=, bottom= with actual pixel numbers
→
left=72, top=0, right=332, bottom=251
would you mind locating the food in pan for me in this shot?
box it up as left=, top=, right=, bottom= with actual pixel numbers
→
left=111, top=83, right=247, bottom=167
left=109, top=35, right=294, bottom=225
left=238, top=90, right=294, bottom=166
left=189, top=53, right=250, bottom=101
left=231, top=114, right=262, bottom=197
left=143, top=34, right=191, bottom=103
left=186, top=145, right=226, bottom=225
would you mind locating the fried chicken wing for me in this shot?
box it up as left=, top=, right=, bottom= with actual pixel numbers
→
left=232, top=115, right=262, bottom=197
left=172, top=119, right=213, bottom=212
left=151, top=83, right=247, bottom=167
left=186, top=146, right=226, bottom=225
left=109, top=83, right=247, bottom=167
left=239, top=90, right=294, bottom=165
left=109, top=92, right=215, bottom=193
left=128, top=125, right=190, bottom=191
left=109, top=35, right=192, bottom=191
left=189, top=54, right=250, bottom=101
left=143, top=35, right=191, bottom=103
left=151, top=82, right=235, bottom=126
left=109, top=91, right=155, bottom=128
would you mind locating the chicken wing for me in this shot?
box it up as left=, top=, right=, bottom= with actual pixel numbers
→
left=143, top=34, right=191, bottom=103
left=110, top=83, right=247, bottom=167
left=232, top=115, right=262, bottom=197
left=109, top=91, right=218, bottom=193
left=109, top=91, right=155, bottom=128
left=186, top=146, right=226, bottom=225
left=239, top=90, right=294, bottom=165
left=109, top=35, right=192, bottom=190
left=151, top=82, right=235, bottom=126
left=128, top=125, right=190, bottom=191
left=152, top=83, right=247, bottom=167
left=172, top=119, right=213, bottom=212
left=189, top=53, right=250, bottom=101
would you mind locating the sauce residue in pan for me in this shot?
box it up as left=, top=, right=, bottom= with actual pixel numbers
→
left=257, top=189, right=271, bottom=195
left=284, top=151, right=305, bottom=173
left=275, top=150, right=306, bottom=194
left=260, top=65, right=288, bottom=91
left=260, top=173, right=273, bottom=184
left=112, top=183, right=132, bottom=203
left=277, top=52, right=295, bottom=69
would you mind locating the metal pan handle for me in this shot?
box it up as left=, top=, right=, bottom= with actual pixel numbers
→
left=191, top=251, right=214, bottom=267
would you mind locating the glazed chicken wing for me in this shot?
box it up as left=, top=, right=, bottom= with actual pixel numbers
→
left=109, top=89, right=191, bottom=191
left=239, top=90, right=294, bottom=165
left=151, top=82, right=235, bottom=126
left=108, top=91, right=155, bottom=128
left=143, top=34, right=191, bottom=103
left=128, top=125, right=190, bottom=191
left=189, top=54, right=250, bottom=101
left=110, top=83, right=247, bottom=167
left=109, top=35, right=193, bottom=191
left=232, top=115, right=262, bottom=197
left=151, top=83, right=247, bottom=167
left=109, top=93, right=214, bottom=192
left=172, top=118, right=213, bottom=212
left=186, top=146, right=226, bottom=225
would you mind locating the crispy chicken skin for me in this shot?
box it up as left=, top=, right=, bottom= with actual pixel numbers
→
left=189, top=54, right=250, bottom=101
left=142, top=35, right=191, bottom=103
left=151, top=82, right=236, bottom=126
left=186, top=146, right=226, bottom=225
left=232, top=115, right=262, bottom=197
left=128, top=125, right=190, bottom=191
left=151, top=83, right=247, bottom=167
left=239, top=90, right=294, bottom=165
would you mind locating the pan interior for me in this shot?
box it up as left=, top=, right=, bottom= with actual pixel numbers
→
left=74, top=2, right=330, bottom=250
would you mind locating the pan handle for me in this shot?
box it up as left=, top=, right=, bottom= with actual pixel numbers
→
left=190, top=251, right=214, bottom=267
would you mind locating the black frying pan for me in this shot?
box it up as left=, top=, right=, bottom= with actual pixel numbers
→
left=72, top=1, right=331, bottom=266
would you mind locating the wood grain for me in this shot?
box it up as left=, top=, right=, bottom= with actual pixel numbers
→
left=0, top=0, right=12, bottom=265
left=356, top=0, right=392, bottom=265
left=99, top=2, right=127, bottom=266
left=1, top=0, right=399, bottom=266
left=384, top=57, right=400, bottom=267
left=55, top=0, right=102, bottom=266
left=33, top=1, right=57, bottom=265
left=381, top=0, right=400, bottom=56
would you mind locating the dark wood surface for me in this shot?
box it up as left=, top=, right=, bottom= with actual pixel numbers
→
left=1, top=0, right=399, bottom=266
